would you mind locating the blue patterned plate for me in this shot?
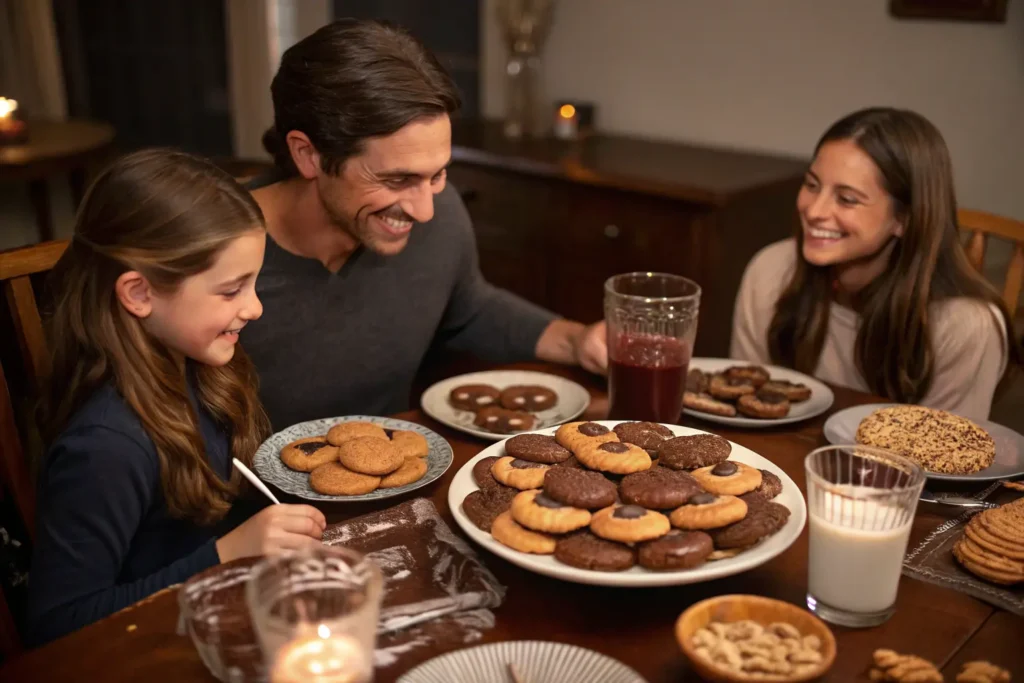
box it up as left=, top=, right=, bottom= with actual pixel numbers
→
left=396, top=641, right=646, bottom=683
left=252, top=415, right=453, bottom=502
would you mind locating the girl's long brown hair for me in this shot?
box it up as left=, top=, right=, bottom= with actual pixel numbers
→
left=768, top=107, right=1020, bottom=403
left=43, top=149, right=271, bottom=525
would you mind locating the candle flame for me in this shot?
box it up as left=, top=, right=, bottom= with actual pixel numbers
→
left=317, top=623, right=331, bottom=639
left=559, top=104, right=576, bottom=119
left=0, top=98, right=17, bottom=118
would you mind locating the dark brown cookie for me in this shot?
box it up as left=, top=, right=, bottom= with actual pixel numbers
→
left=749, top=469, right=783, bottom=500
left=638, top=529, right=714, bottom=570
left=619, top=467, right=705, bottom=509
left=499, top=385, right=558, bottom=412
left=710, top=500, right=790, bottom=549
left=557, top=455, right=586, bottom=470
left=472, top=456, right=503, bottom=490
left=613, top=421, right=674, bottom=454
left=687, top=368, right=709, bottom=393
left=505, top=434, right=571, bottom=464
left=737, top=390, right=791, bottom=419
left=462, top=487, right=517, bottom=532
left=449, top=384, right=501, bottom=412
left=543, top=467, right=618, bottom=510
left=657, top=434, right=732, bottom=470
left=554, top=531, right=636, bottom=572
left=474, top=406, right=537, bottom=434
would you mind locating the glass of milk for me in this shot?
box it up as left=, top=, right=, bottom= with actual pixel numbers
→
left=805, top=444, right=925, bottom=628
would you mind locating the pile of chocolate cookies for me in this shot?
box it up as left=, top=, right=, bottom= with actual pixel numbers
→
left=462, top=421, right=791, bottom=573
left=685, top=365, right=812, bottom=419
left=449, top=383, right=559, bottom=434
left=279, top=421, right=430, bottom=496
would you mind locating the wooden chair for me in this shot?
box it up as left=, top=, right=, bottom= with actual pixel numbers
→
left=960, top=208, right=1024, bottom=317
left=0, top=239, right=67, bottom=658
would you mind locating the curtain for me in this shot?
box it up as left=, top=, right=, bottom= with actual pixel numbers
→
left=0, top=0, right=67, bottom=119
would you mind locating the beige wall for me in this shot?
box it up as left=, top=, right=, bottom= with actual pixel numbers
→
left=482, top=0, right=1024, bottom=220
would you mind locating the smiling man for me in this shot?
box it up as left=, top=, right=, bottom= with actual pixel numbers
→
left=243, top=19, right=606, bottom=429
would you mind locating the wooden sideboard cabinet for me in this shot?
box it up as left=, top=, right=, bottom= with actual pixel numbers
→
left=449, top=120, right=807, bottom=357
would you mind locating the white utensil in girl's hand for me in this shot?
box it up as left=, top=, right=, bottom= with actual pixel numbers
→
left=233, top=458, right=280, bottom=504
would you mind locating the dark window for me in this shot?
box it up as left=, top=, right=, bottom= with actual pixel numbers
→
left=52, top=0, right=233, bottom=156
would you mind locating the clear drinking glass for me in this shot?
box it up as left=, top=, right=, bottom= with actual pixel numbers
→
left=605, top=272, right=701, bottom=423
left=246, top=547, right=383, bottom=683
left=805, top=445, right=925, bottom=627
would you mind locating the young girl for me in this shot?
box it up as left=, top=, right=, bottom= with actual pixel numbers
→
left=731, top=107, right=1019, bottom=421
left=27, top=149, right=325, bottom=646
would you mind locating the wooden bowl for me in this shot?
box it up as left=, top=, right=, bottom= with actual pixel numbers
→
left=675, top=594, right=836, bottom=682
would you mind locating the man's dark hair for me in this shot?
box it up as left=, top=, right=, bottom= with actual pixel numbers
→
left=262, top=18, right=461, bottom=175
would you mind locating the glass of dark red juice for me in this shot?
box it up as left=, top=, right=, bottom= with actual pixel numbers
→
left=605, top=272, right=700, bottom=424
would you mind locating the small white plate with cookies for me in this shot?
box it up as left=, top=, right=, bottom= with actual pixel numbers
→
left=252, top=415, right=454, bottom=502
left=448, top=420, right=807, bottom=587
left=683, top=358, right=834, bottom=428
left=420, top=370, right=591, bottom=441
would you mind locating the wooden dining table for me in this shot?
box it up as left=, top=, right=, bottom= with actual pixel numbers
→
left=2, top=361, right=1021, bottom=682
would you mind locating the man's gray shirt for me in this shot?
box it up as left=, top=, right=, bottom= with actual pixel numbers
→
left=241, top=182, right=556, bottom=430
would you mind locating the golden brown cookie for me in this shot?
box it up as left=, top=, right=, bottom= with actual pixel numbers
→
left=491, top=511, right=556, bottom=554
left=737, top=390, right=791, bottom=419
left=389, top=430, right=429, bottom=458
left=336, top=436, right=404, bottom=476
left=279, top=436, right=338, bottom=472
left=761, top=379, right=812, bottom=402
left=589, top=504, right=670, bottom=543
left=576, top=440, right=652, bottom=474
left=491, top=456, right=551, bottom=490
left=855, top=405, right=995, bottom=474
left=379, top=456, right=429, bottom=488
left=326, top=421, right=389, bottom=446
left=555, top=421, right=618, bottom=453
left=708, top=374, right=757, bottom=400
left=683, top=392, right=738, bottom=417
left=669, top=492, right=748, bottom=530
left=724, top=365, right=770, bottom=388
left=692, top=460, right=763, bottom=496
left=510, top=489, right=591, bottom=534
left=309, top=461, right=381, bottom=495
left=953, top=536, right=1024, bottom=585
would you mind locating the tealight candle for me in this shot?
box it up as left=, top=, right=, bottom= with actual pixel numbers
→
left=270, top=626, right=371, bottom=683
left=0, top=97, right=27, bottom=145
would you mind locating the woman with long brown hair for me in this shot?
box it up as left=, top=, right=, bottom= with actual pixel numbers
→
left=731, top=107, right=1019, bottom=421
left=27, top=149, right=325, bottom=646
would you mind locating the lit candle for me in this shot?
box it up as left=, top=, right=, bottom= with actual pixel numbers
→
left=0, top=97, right=27, bottom=144
left=553, top=103, right=578, bottom=140
left=270, top=625, right=371, bottom=683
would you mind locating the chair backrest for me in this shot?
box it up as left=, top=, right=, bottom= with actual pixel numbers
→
left=0, top=239, right=66, bottom=659
left=0, top=239, right=68, bottom=539
left=959, top=208, right=1024, bottom=316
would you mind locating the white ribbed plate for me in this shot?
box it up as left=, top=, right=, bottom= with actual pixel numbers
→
left=396, top=641, right=646, bottom=683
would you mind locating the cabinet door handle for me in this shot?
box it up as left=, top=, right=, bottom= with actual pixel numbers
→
left=604, top=224, right=620, bottom=239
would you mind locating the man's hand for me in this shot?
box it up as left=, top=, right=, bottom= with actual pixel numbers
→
left=535, top=319, right=608, bottom=375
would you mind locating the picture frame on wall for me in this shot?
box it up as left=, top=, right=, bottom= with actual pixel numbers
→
left=889, top=0, right=1009, bottom=22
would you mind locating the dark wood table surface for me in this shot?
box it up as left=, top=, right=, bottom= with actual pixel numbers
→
left=2, top=362, right=1021, bottom=682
